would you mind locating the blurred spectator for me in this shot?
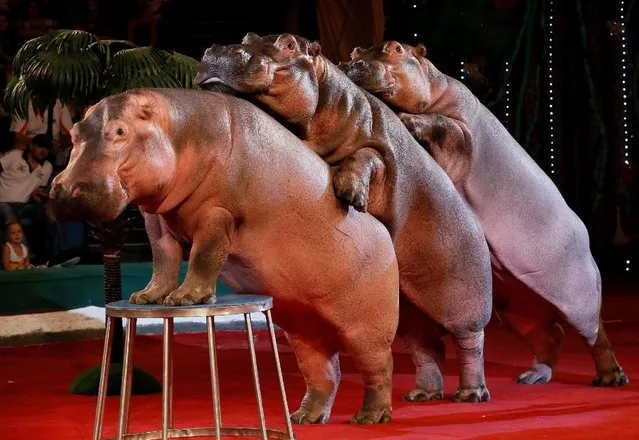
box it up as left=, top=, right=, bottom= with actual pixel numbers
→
left=76, top=0, right=113, bottom=38
left=10, top=98, right=73, bottom=170
left=2, top=220, right=30, bottom=269
left=0, top=12, right=15, bottom=72
left=2, top=220, right=46, bottom=269
left=128, top=0, right=168, bottom=47
left=16, top=0, right=58, bottom=41
left=0, top=134, right=62, bottom=265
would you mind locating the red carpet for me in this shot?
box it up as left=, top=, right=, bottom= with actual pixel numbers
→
left=2, top=284, right=639, bottom=439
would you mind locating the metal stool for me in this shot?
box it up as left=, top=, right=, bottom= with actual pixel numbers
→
left=93, top=294, right=295, bottom=440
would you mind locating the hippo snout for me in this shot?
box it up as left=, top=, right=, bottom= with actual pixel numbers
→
left=50, top=181, right=91, bottom=202
left=49, top=179, right=128, bottom=223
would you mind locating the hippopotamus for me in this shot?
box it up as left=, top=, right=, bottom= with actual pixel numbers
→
left=48, top=88, right=402, bottom=425
left=340, top=41, right=628, bottom=387
left=194, top=32, right=494, bottom=405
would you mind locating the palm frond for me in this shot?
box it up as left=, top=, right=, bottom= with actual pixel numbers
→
left=108, top=47, right=169, bottom=80
left=3, top=75, right=31, bottom=120
left=12, top=32, right=55, bottom=74
left=165, top=51, right=201, bottom=89
left=89, top=39, right=138, bottom=70
left=21, top=49, right=102, bottom=107
left=42, top=29, right=99, bottom=55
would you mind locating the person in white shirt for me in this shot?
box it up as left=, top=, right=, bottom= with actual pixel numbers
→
left=0, top=134, right=60, bottom=265
left=9, top=99, right=74, bottom=169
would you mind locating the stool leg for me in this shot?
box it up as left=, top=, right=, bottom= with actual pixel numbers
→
left=117, top=317, right=137, bottom=440
left=265, top=310, right=294, bottom=440
left=207, top=316, right=222, bottom=440
left=93, top=316, right=114, bottom=440
left=245, top=313, right=268, bottom=440
left=162, top=317, right=174, bottom=440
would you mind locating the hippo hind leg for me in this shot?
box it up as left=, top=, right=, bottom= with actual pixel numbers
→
left=339, top=328, right=394, bottom=425
left=494, top=295, right=564, bottom=385
left=285, top=331, right=341, bottom=424
left=450, top=330, right=491, bottom=403
left=554, top=260, right=628, bottom=387
left=397, top=299, right=446, bottom=402
left=588, top=317, right=629, bottom=386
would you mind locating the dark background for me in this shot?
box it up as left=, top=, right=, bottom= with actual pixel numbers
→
left=0, top=0, right=636, bottom=280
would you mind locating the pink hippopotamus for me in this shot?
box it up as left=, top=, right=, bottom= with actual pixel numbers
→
left=194, top=32, right=494, bottom=407
left=48, top=88, right=402, bottom=425
left=341, top=41, right=628, bottom=387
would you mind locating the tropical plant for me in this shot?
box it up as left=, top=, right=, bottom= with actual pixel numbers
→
left=3, top=28, right=200, bottom=133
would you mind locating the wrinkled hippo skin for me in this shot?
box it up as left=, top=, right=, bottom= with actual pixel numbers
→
left=195, top=33, right=494, bottom=404
left=48, top=88, right=401, bottom=424
left=341, top=41, right=628, bottom=387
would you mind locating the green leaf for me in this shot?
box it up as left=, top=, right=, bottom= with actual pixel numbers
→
left=165, top=51, right=201, bottom=89
left=21, top=49, right=102, bottom=105
left=44, top=29, right=98, bottom=55
left=3, top=75, right=31, bottom=120
left=12, top=32, right=55, bottom=74
left=108, top=47, right=168, bottom=80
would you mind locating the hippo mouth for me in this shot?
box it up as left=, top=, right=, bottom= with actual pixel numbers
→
left=194, top=74, right=226, bottom=87
left=368, top=75, right=397, bottom=94
left=341, top=61, right=397, bottom=96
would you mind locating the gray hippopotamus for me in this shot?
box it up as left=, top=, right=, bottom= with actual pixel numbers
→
left=48, top=88, right=402, bottom=425
left=194, top=32, right=494, bottom=406
left=341, top=41, right=628, bottom=387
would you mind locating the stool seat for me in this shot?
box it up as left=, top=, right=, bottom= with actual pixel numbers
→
left=105, top=295, right=273, bottom=318
left=93, top=294, right=295, bottom=440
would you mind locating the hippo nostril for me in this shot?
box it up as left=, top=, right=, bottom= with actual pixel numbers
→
left=71, top=183, right=87, bottom=199
left=50, top=183, right=62, bottom=199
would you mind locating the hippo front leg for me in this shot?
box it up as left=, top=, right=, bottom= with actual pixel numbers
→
left=163, top=208, right=234, bottom=306
left=130, top=213, right=182, bottom=305
left=332, top=148, right=385, bottom=213
left=397, top=112, right=471, bottom=185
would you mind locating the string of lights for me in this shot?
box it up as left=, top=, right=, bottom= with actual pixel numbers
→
left=505, top=61, right=511, bottom=126
left=548, top=0, right=555, bottom=176
left=620, top=0, right=630, bottom=168
left=620, top=0, right=631, bottom=274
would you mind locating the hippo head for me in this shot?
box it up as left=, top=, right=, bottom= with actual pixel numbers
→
left=195, top=32, right=320, bottom=97
left=49, top=90, right=176, bottom=223
left=339, top=41, right=433, bottom=114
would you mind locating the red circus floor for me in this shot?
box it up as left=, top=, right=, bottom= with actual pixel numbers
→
left=1, top=283, right=638, bottom=439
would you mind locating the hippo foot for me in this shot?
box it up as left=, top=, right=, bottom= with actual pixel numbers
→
left=351, top=406, right=392, bottom=425
left=452, top=385, right=490, bottom=403
left=129, top=286, right=173, bottom=305
left=402, top=388, right=444, bottom=402
left=516, top=364, right=552, bottom=385
left=290, top=408, right=330, bottom=425
left=592, top=367, right=629, bottom=387
left=333, top=171, right=369, bottom=212
left=398, top=112, right=424, bottom=139
left=163, top=286, right=215, bottom=306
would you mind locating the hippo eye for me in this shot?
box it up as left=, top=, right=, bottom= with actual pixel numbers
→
left=287, top=41, right=295, bottom=50
left=395, top=45, right=402, bottom=54
left=116, top=127, right=126, bottom=136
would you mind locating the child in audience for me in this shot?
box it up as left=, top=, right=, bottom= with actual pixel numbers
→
left=2, top=220, right=45, bottom=270
left=3, top=220, right=29, bottom=269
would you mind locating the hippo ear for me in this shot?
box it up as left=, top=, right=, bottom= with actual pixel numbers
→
left=242, top=32, right=261, bottom=44
left=308, top=40, right=322, bottom=57
left=413, top=43, right=427, bottom=58
left=350, top=46, right=364, bottom=60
